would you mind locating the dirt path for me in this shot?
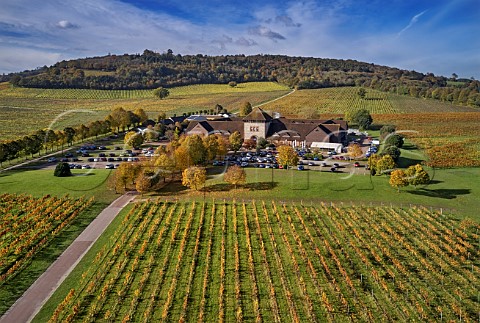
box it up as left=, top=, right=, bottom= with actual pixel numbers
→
left=254, top=88, right=295, bottom=108
left=0, top=193, right=136, bottom=323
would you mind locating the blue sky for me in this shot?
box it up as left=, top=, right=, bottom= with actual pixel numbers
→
left=0, top=0, right=478, bottom=79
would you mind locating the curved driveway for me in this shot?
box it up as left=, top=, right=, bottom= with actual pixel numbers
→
left=0, top=193, right=136, bottom=323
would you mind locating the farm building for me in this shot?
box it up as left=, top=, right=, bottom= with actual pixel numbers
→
left=185, top=107, right=348, bottom=149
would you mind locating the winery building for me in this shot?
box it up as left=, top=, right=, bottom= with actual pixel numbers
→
left=185, top=107, right=348, bottom=152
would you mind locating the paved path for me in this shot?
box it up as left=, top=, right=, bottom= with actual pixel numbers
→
left=0, top=193, right=136, bottom=323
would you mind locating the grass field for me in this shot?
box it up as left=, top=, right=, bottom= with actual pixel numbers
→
left=260, top=87, right=477, bottom=116
left=36, top=200, right=480, bottom=322
left=147, top=166, right=480, bottom=221
left=0, top=82, right=290, bottom=140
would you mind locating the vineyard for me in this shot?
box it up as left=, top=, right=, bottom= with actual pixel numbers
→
left=0, top=194, right=93, bottom=283
left=0, top=82, right=290, bottom=140
left=260, top=87, right=476, bottom=116
left=375, top=112, right=480, bottom=167
left=44, top=200, right=480, bottom=322
left=0, top=82, right=289, bottom=100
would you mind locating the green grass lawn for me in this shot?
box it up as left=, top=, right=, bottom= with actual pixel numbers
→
left=152, top=167, right=480, bottom=221
left=0, top=169, right=118, bottom=204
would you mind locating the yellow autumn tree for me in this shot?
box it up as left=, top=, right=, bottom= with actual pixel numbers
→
left=389, top=169, right=409, bottom=192
left=224, top=165, right=247, bottom=188
left=277, top=145, right=299, bottom=169
left=347, top=143, right=363, bottom=159
left=182, top=166, right=207, bottom=191
left=405, top=164, right=430, bottom=188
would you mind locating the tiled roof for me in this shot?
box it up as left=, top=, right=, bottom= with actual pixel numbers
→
left=243, top=107, right=273, bottom=121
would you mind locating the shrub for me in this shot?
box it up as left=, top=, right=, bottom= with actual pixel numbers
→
left=54, top=162, right=72, bottom=177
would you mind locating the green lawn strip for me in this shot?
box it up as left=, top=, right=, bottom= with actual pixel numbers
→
left=200, top=167, right=480, bottom=221
left=0, top=169, right=118, bottom=204
left=0, top=201, right=106, bottom=315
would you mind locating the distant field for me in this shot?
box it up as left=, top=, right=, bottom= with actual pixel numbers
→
left=260, top=87, right=476, bottom=116
left=0, top=82, right=290, bottom=140
left=37, top=200, right=480, bottom=322
left=0, top=82, right=289, bottom=100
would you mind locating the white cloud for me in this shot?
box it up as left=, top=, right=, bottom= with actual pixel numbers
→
left=397, top=10, right=427, bottom=37
left=0, top=0, right=477, bottom=79
left=56, top=20, right=78, bottom=29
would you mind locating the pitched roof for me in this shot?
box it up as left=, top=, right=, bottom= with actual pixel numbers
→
left=243, top=107, right=273, bottom=122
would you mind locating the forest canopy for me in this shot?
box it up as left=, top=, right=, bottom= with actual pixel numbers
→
left=3, top=49, right=479, bottom=107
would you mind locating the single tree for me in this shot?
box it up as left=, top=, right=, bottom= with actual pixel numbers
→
left=63, top=127, right=76, bottom=146
left=357, top=87, right=367, bottom=99
left=224, top=165, right=247, bottom=188
left=181, top=134, right=207, bottom=165
left=239, top=101, right=253, bottom=116
left=154, top=152, right=175, bottom=182
left=405, top=164, right=430, bottom=187
left=125, top=131, right=144, bottom=149
left=379, top=125, right=396, bottom=140
left=382, top=146, right=401, bottom=162
left=134, top=108, right=149, bottom=124
left=347, top=109, right=373, bottom=131
left=203, top=135, right=220, bottom=162
left=54, top=162, right=72, bottom=177
left=367, top=154, right=381, bottom=175
left=136, top=170, right=158, bottom=194
left=384, top=134, right=404, bottom=148
left=229, top=131, right=243, bottom=154
left=376, top=155, right=395, bottom=175
left=182, top=166, right=206, bottom=191
left=256, top=137, right=268, bottom=150
left=347, top=143, right=363, bottom=159
left=228, top=81, right=237, bottom=88
left=277, top=145, right=299, bottom=169
left=153, top=87, right=170, bottom=99
left=389, top=169, right=409, bottom=192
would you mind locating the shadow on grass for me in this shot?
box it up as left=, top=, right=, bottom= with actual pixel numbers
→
left=407, top=188, right=470, bottom=199
left=204, top=182, right=278, bottom=192
left=155, top=181, right=188, bottom=195
left=396, top=156, right=425, bottom=168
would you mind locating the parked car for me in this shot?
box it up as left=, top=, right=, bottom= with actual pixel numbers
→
left=297, top=165, right=305, bottom=170
left=47, top=157, right=57, bottom=162
left=81, top=165, right=91, bottom=169
left=354, top=162, right=361, bottom=167
left=105, top=164, right=114, bottom=169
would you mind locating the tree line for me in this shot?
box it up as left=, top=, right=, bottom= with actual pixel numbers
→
left=3, top=49, right=478, bottom=107
left=0, top=107, right=151, bottom=166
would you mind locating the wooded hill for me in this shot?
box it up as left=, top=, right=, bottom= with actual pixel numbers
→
left=3, top=49, right=479, bottom=107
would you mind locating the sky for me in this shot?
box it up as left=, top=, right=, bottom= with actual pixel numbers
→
left=0, top=0, right=479, bottom=79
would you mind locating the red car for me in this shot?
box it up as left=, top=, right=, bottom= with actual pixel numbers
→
left=354, top=162, right=361, bottom=167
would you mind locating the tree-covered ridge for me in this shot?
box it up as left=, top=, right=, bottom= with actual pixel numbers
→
left=3, top=49, right=480, bottom=107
